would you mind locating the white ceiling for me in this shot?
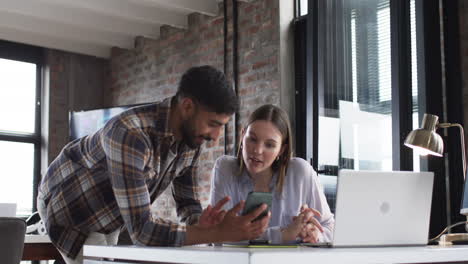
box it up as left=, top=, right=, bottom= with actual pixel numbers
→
left=0, top=0, right=220, bottom=58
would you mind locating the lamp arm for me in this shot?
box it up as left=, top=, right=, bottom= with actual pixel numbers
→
left=438, top=123, right=466, bottom=180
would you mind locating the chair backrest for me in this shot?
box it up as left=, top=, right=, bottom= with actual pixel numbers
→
left=0, top=217, right=26, bottom=264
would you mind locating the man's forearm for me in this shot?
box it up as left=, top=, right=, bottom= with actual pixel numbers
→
left=184, top=225, right=223, bottom=245
left=183, top=212, right=201, bottom=225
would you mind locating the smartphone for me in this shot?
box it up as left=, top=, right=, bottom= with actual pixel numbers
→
left=242, top=191, right=273, bottom=221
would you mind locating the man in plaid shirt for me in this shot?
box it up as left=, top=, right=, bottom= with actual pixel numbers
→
left=38, top=66, right=271, bottom=264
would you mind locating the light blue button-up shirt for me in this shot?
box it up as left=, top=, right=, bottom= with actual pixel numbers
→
left=210, top=155, right=335, bottom=243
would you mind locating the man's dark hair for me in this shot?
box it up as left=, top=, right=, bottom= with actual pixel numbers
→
left=176, top=65, right=239, bottom=114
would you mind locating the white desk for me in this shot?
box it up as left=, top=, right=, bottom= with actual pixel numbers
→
left=84, top=244, right=468, bottom=264
left=24, top=234, right=51, bottom=243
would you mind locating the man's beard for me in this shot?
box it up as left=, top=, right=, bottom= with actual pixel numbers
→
left=180, top=118, right=213, bottom=149
left=180, top=118, right=200, bottom=149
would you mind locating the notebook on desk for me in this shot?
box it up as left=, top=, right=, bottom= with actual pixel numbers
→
left=309, top=170, right=434, bottom=248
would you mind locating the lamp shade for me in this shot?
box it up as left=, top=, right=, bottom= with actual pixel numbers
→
left=404, top=114, right=444, bottom=157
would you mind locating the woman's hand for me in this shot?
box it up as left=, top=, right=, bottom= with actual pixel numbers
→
left=299, top=222, right=321, bottom=243
left=281, top=213, right=305, bottom=242
left=198, top=196, right=230, bottom=228
left=296, top=204, right=324, bottom=243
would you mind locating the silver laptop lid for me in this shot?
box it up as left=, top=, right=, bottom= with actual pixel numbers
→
left=333, top=170, right=434, bottom=247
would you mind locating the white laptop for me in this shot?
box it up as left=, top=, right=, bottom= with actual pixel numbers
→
left=315, top=170, right=434, bottom=247
left=0, top=203, right=16, bottom=217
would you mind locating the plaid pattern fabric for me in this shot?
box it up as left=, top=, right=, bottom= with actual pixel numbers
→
left=38, top=97, right=202, bottom=259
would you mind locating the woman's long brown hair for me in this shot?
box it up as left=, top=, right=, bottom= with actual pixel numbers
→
left=237, top=104, right=293, bottom=194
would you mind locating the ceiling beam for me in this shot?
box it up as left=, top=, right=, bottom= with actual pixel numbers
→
left=0, top=11, right=134, bottom=48
left=0, top=0, right=222, bottom=58
left=0, top=10, right=135, bottom=49
left=38, top=0, right=188, bottom=28
left=132, top=0, right=219, bottom=16
left=0, top=26, right=110, bottom=58
left=0, top=0, right=160, bottom=38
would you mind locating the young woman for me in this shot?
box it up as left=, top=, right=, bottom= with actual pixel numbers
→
left=210, top=104, right=334, bottom=243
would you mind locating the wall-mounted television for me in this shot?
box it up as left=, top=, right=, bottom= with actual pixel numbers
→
left=69, top=104, right=143, bottom=141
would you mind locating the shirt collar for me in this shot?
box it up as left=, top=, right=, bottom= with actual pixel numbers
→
left=239, top=167, right=278, bottom=192
left=158, top=96, right=176, bottom=140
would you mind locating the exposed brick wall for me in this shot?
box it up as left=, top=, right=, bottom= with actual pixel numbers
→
left=105, top=16, right=225, bottom=106
left=237, top=0, right=280, bottom=123
left=105, top=0, right=280, bottom=221
left=45, top=50, right=70, bottom=165
left=45, top=49, right=108, bottom=164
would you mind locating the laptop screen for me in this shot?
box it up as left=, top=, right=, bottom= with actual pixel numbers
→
left=332, top=170, right=434, bottom=247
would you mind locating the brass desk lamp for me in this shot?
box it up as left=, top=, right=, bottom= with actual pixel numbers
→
left=404, top=113, right=468, bottom=245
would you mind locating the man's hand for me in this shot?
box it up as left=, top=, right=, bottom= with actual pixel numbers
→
left=198, top=196, right=230, bottom=228
left=215, top=200, right=271, bottom=242
left=184, top=200, right=270, bottom=245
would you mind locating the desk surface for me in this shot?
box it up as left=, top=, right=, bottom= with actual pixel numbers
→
left=23, top=235, right=62, bottom=261
left=24, top=235, right=51, bottom=243
left=84, top=244, right=468, bottom=264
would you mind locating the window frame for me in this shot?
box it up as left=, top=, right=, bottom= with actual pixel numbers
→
left=294, top=0, right=464, bottom=237
left=0, top=40, right=43, bottom=214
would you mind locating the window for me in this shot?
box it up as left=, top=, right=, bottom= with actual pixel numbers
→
left=295, top=0, right=415, bottom=174
left=0, top=41, right=42, bottom=217
left=294, top=0, right=463, bottom=236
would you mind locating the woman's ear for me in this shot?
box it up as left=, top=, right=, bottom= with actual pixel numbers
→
left=238, top=126, right=247, bottom=142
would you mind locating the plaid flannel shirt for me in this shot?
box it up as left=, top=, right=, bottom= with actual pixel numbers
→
left=38, top=97, right=202, bottom=259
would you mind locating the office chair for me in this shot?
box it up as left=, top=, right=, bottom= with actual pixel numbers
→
left=0, top=217, right=26, bottom=264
